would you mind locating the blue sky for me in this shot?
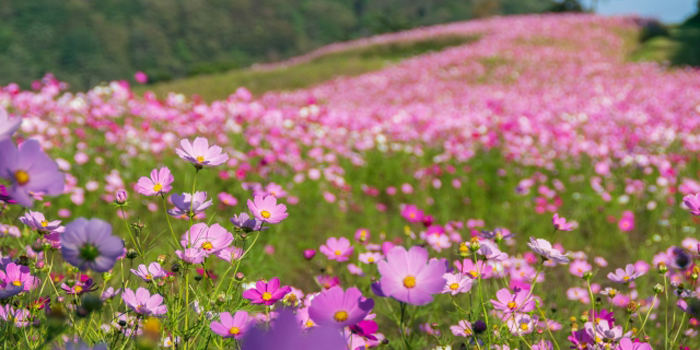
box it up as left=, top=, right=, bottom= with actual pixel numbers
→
left=587, top=0, right=697, bottom=23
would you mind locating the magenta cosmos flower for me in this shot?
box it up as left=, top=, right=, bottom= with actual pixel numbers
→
left=135, top=167, right=174, bottom=196
left=607, top=264, right=644, bottom=284
left=61, top=218, right=125, bottom=273
left=308, top=286, right=374, bottom=328
left=0, top=262, right=38, bottom=292
left=122, top=287, right=167, bottom=316
left=618, top=211, right=635, bottom=232
left=242, top=278, right=291, bottom=306
left=0, top=139, right=64, bottom=207
left=376, top=245, right=447, bottom=305
left=683, top=194, right=700, bottom=215
left=210, top=310, right=253, bottom=339
left=491, top=288, right=535, bottom=315
left=247, top=195, right=288, bottom=224
left=401, top=205, right=424, bottom=223
left=319, top=237, right=354, bottom=262
left=176, top=137, right=228, bottom=168
left=0, top=109, right=21, bottom=141
left=181, top=223, right=234, bottom=256
left=552, top=213, right=574, bottom=231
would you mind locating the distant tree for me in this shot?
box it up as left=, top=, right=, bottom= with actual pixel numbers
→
left=548, top=0, right=584, bottom=12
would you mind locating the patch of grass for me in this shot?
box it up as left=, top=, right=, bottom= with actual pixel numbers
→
left=136, top=35, right=480, bottom=102
left=630, top=24, right=700, bottom=67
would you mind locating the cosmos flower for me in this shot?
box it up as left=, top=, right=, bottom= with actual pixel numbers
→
left=401, top=205, right=424, bottom=223
left=19, top=211, right=62, bottom=234
left=615, top=338, right=652, bottom=350
left=180, top=223, right=233, bottom=255
left=61, top=218, right=125, bottom=273
left=455, top=259, right=494, bottom=279
left=241, top=310, right=346, bottom=350
left=175, top=248, right=207, bottom=264
left=130, top=262, right=167, bottom=282
left=176, top=137, right=228, bottom=168
left=230, top=213, right=269, bottom=232
left=56, top=340, right=108, bottom=350
left=527, top=238, right=569, bottom=264
left=491, top=288, right=535, bottom=315
left=683, top=194, right=700, bottom=215
left=135, top=167, right=174, bottom=196
left=607, top=264, right=644, bottom=283
left=0, top=139, right=65, bottom=207
left=359, top=252, right=383, bottom=264
left=122, top=287, right=167, bottom=316
left=0, top=108, right=21, bottom=141
left=319, top=237, right=354, bottom=262
left=442, top=273, right=473, bottom=295
left=0, top=305, right=31, bottom=327
left=0, top=262, right=37, bottom=292
left=168, top=192, right=213, bottom=217
left=569, top=260, right=592, bottom=278
left=247, top=195, right=289, bottom=224
left=450, top=320, right=473, bottom=337
left=308, top=286, right=374, bottom=328
left=552, top=213, right=574, bottom=231
left=242, top=278, right=291, bottom=306
left=376, top=245, right=446, bottom=305
left=210, top=311, right=253, bottom=339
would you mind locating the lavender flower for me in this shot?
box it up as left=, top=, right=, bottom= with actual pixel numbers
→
left=0, top=139, right=65, bottom=207
left=168, top=192, right=213, bottom=218
left=61, top=218, right=125, bottom=272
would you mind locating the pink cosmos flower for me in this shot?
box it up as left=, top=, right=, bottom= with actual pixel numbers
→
left=527, top=237, right=569, bottom=264
left=618, top=211, right=635, bottom=232
left=442, top=273, right=473, bottom=295
left=122, top=287, right=167, bottom=316
left=490, top=288, right=535, bottom=315
left=455, top=259, right=494, bottom=279
left=320, top=237, right=354, bottom=262
left=607, top=264, right=644, bottom=283
left=683, top=194, right=700, bottom=215
left=130, top=262, right=167, bottom=282
left=176, top=137, right=229, bottom=168
left=19, top=210, right=62, bottom=234
left=0, top=262, right=38, bottom=292
left=0, top=139, right=65, bottom=207
left=210, top=311, right=253, bottom=339
left=569, top=260, right=592, bottom=278
left=552, top=213, right=574, bottom=231
left=316, top=275, right=340, bottom=290
left=507, top=314, right=537, bottom=336
left=134, top=71, right=148, bottom=84
left=308, top=286, right=374, bottom=328
left=242, top=278, right=291, bottom=306
left=376, top=245, right=447, bottom=305
left=181, top=223, right=234, bottom=256
left=247, top=195, right=289, bottom=224
left=401, top=205, right=424, bottom=223
left=477, top=239, right=509, bottom=261
left=0, top=108, right=21, bottom=141
left=354, top=228, right=370, bottom=243
left=0, top=305, right=30, bottom=327
left=217, top=192, right=238, bottom=206
left=175, top=248, right=206, bottom=264
left=450, top=320, right=473, bottom=337
left=616, top=338, right=652, bottom=350
left=136, top=167, right=174, bottom=196
left=359, top=252, right=383, bottom=264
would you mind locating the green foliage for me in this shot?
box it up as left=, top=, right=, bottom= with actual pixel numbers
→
left=0, top=0, right=553, bottom=91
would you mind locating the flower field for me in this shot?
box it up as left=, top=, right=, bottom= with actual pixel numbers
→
left=1, top=13, right=700, bottom=350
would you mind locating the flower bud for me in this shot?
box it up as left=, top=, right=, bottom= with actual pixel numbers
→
left=469, top=237, right=481, bottom=251
left=115, top=190, right=128, bottom=205
left=171, top=262, right=180, bottom=273
left=458, top=242, right=469, bottom=257
left=157, top=255, right=166, bottom=265
left=653, top=283, right=664, bottom=294
left=582, top=270, right=593, bottom=281
left=126, top=249, right=138, bottom=260
left=303, top=250, right=316, bottom=260
left=657, top=262, right=668, bottom=274
left=626, top=301, right=639, bottom=314
left=235, top=272, right=245, bottom=281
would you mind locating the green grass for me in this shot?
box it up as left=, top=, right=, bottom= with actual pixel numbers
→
left=136, top=35, right=480, bottom=102
left=630, top=25, right=700, bottom=66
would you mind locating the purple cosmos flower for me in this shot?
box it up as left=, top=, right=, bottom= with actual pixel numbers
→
left=210, top=311, right=253, bottom=339
left=122, top=287, right=167, bottom=316
left=584, top=320, right=623, bottom=343
left=0, top=283, right=23, bottom=299
left=19, top=211, right=62, bottom=234
left=319, top=237, right=354, bottom=262
left=60, top=274, right=96, bottom=295
left=0, top=262, right=37, bottom=292
left=241, top=310, right=346, bottom=350
left=176, top=137, right=228, bottom=168
left=507, top=314, right=537, bottom=336
left=56, top=340, right=108, bottom=350
left=552, top=213, right=574, bottom=231
left=61, top=218, right=125, bottom=273
left=168, top=192, right=213, bottom=218
left=376, top=245, right=447, bottom=305
left=532, top=340, right=553, bottom=350
left=101, top=287, right=122, bottom=301
left=0, top=305, right=30, bottom=327
left=230, top=213, right=269, bottom=232
left=181, top=223, right=233, bottom=255
left=247, top=195, right=288, bottom=224
left=130, top=262, right=167, bottom=282
left=683, top=194, right=700, bottom=215
left=477, top=239, right=509, bottom=261
left=0, top=139, right=65, bottom=207
left=175, top=248, right=207, bottom=264
left=491, top=288, right=535, bottom=315
left=242, top=278, right=291, bottom=306
left=135, top=167, right=174, bottom=196
left=527, top=237, right=569, bottom=264
left=442, top=273, right=473, bottom=295
left=450, top=320, right=473, bottom=337
left=0, top=109, right=21, bottom=141
left=477, top=227, right=515, bottom=241
left=607, top=264, right=645, bottom=284
left=308, top=286, right=374, bottom=328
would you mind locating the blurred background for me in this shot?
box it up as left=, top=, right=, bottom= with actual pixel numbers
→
left=0, top=0, right=697, bottom=91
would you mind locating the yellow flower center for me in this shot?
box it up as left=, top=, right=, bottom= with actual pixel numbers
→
left=403, top=276, right=416, bottom=288
left=12, top=280, right=21, bottom=287
left=409, top=213, right=415, bottom=218
left=229, top=327, right=240, bottom=335
left=469, top=270, right=479, bottom=278
left=520, top=323, right=529, bottom=331
left=334, top=250, right=342, bottom=256
left=146, top=274, right=153, bottom=280
left=201, top=242, right=213, bottom=251
left=507, top=301, right=517, bottom=309
left=449, top=283, right=460, bottom=291
left=333, top=310, right=349, bottom=322
left=305, top=320, right=314, bottom=328
left=14, top=170, right=29, bottom=185
left=623, top=276, right=630, bottom=282
left=153, top=183, right=163, bottom=192
left=261, top=210, right=271, bottom=219
left=367, top=257, right=375, bottom=263
left=74, top=285, right=83, bottom=293
left=196, top=156, right=205, bottom=163
left=41, top=220, right=49, bottom=227
left=262, top=292, right=272, bottom=301
left=360, top=230, right=367, bottom=238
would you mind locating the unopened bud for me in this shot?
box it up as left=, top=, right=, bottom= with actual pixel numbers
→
left=115, top=190, right=128, bottom=205
left=469, top=237, right=481, bottom=251
left=582, top=270, right=593, bottom=280
left=458, top=243, right=469, bottom=257
left=126, top=249, right=138, bottom=259
left=653, top=283, right=664, bottom=294
left=657, top=262, right=668, bottom=274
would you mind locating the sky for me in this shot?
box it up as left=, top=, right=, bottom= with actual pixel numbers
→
left=588, top=0, right=697, bottom=23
